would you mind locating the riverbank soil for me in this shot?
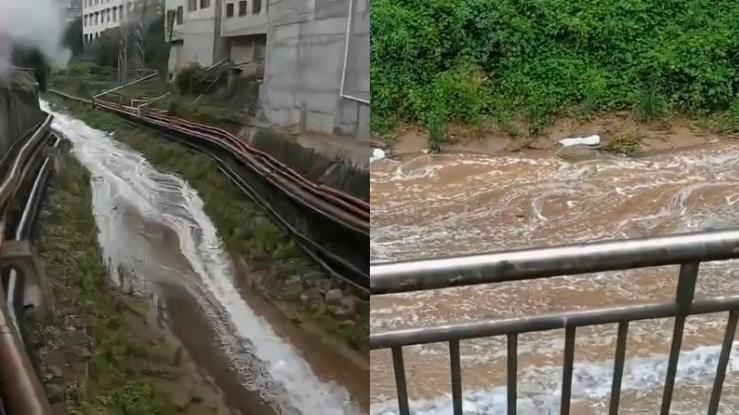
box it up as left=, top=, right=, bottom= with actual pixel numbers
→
left=28, top=151, right=232, bottom=415
left=385, top=112, right=730, bottom=159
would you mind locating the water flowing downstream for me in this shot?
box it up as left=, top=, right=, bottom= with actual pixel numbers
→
left=41, top=101, right=363, bottom=415
left=371, top=146, right=739, bottom=414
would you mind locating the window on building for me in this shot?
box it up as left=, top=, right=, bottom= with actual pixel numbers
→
left=107, top=8, right=111, bottom=22
left=238, top=0, right=247, bottom=16
left=188, top=0, right=197, bottom=11
left=226, top=3, right=234, bottom=17
left=252, top=0, right=261, bottom=15
left=119, top=5, right=123, bottom=19
left=113, top=7, right=117, bottom=21
left=200, top=0, right=210, bottom=8
left=95, top=12, right=98, bottom=25
left=177, top=6, right=184, bottom=24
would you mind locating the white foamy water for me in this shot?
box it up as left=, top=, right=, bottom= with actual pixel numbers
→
left=371, top=344, right=739, bottom=414
left=42, top=101, right=361, bottom=415
left=371, top=148, right=739, bottom=413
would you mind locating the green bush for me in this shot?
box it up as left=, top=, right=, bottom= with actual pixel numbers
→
left=633, top=86, right=668, bottom=122
left=372, top=0, right=739, bottom=135
left=174, top=64, right=208, bottom=95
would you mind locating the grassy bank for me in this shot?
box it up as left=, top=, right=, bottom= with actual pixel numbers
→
left=30, top=151, right=227, bottom=414
left=372, top=0, right=739, bottom=146
left=50, top=61, right=254, bottom=128
left=46, top=97, right=368, bottom=353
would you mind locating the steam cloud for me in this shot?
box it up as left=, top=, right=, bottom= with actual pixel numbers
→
left=0, top=0, right=71, bottom=77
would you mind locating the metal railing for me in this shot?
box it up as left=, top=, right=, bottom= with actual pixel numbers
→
left=370, top=229, right=739, bottom=415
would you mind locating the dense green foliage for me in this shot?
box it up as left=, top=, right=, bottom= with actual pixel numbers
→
left=371, top=0, right=739, bottom=136
left=173, top=64, right=209, bottom=95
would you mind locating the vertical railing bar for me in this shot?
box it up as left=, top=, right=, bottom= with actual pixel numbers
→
left=391, top=346, right=410, bottom=415
left=560, top=326, right=576, bottom=415
left=449, top=340, right=463, bottom=415
left=707, top=310, right=739, bottom=415
left=660, top=262, right=700, bottom=415
left=507, top=333, right=518, bottom=415
left=609, top=321, right=629, bottom=415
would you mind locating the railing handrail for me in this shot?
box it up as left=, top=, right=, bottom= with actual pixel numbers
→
left=370, top=294, right=739, bottom=349
left=371, top=228, right=739, bottom=294
left=371, top=231, right=739, bottom=415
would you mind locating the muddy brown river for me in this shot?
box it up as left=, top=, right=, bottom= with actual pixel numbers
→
left=370, top=145, right=739, bottom=414
left=42, top=101, right=366, bottom=415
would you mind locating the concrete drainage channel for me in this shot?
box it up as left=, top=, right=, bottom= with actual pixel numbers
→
left=0, top=95, right=369, bottom=412
left=40, top=102, right=367, bottom=414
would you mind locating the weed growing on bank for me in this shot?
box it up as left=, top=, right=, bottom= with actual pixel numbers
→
left=31, top=153, right=172, bottom=414
left=372, top=0, right=739, bottom=143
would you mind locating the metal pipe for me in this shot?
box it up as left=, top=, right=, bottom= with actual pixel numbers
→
left=506, top=333, right=517, bottom=415
left=0, top=278, right=52, bottom=415
left=369, top=294, right=739, bottom=349
left=5, top=135, right=61, bottom=344
left=560, top=327, right=576, bottom=414
left=660, top=262, right=700, bottom=415
left=707, top=310, right=738, bottom=415
left=608, top=321, right=629, bottom=415
left=92, top=71, right=158, bottom=100
left=371, top=229, right=739, bottom=294
left=16, top=156, right=54, bottom=240
left=449, top=340, right=462, bottom=415
left=391, top=347, right=410, bottom=415
left=0, top=119, right=59, bottom=414
left=0, top=115, right=52, bottom=211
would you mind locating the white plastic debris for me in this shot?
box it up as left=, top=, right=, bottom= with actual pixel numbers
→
left=558, top=134, right=601, bottom=147
left=370, top=147, right=386, bottom=162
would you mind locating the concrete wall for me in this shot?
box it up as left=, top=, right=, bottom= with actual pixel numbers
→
left=259, top=0, right=369, bottom=139
left=0, top=72, right=43, bottom=161
left=221, top=0, right=268, bottom=37
left=227, top=34, right=265, bottom=77
left=165, top=0, right=226, bottom=76
left=82, top=0, right=126, bottom=42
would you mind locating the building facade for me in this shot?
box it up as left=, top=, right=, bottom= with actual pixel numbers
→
left=82, top=0, right=127, bottom=43
left=260, top=0, right=369, bottom=138
left=164, top=0, right=369, bottom=138
left=165, top=0, right=226, bottom=73
left=58, top=0, right=83, bottom=22
left=82, top=0, right=162, bottom=44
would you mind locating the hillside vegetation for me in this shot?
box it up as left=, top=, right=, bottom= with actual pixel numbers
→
left=371, top=0, right=739, bottom=148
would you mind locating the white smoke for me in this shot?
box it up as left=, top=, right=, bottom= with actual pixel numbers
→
left=0, top=0, right=71, bottom=77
